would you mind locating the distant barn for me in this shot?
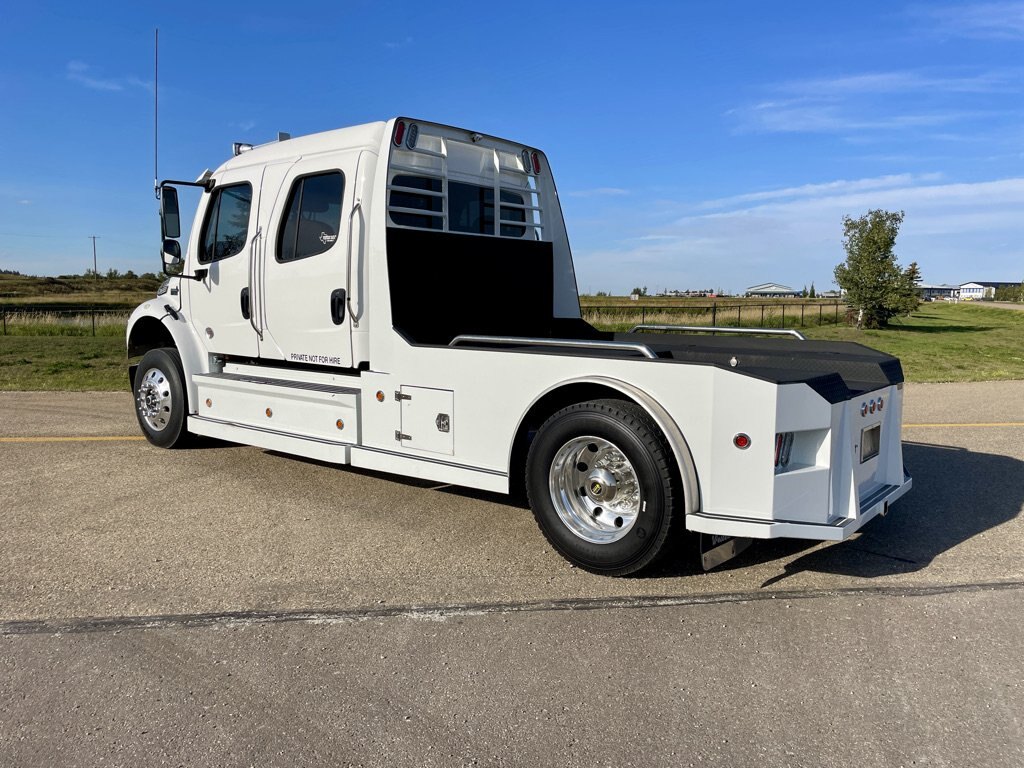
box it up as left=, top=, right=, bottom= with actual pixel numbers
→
left=745, top=282, right=800, bottom=298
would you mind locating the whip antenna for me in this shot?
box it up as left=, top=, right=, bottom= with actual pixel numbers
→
left=154, top=28, right=159, bottom=199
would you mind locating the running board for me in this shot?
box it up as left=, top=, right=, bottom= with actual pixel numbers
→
left=188, top=415, right=351, bottom=464
left=192, top=370, right=360, bottom=446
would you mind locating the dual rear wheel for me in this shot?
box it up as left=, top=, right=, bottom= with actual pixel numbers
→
left=526, top=399, right=682, bottom=576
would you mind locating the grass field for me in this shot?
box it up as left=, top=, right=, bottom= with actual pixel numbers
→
left=0, top=336, right=127, bottom=391
left=0, top=302, right=1020, bottom=390
left=0, top=272, right=160, bottom=308
left=802, top=303, right=1024, bottom=382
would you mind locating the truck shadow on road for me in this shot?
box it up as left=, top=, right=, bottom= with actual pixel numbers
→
left=717, top=441, right=1024, bottom=585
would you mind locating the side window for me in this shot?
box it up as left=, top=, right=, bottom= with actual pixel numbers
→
left=277, top=172, right=345, bottom=262
left=198, top=183, right=252, bottom=264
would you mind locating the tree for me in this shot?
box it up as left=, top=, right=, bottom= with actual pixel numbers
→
left=631, top=286, right=648, bottom=297
left=895, top=261, right=922, bottom=316
left=994, top=282, right=1024, bottom=302
left=809, top=282, right=816, bottom=298
left=801, top=285, right=808, bottom=298
left=833, top=209, right=908, bottom=329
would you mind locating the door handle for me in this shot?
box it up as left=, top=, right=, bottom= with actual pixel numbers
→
left=240, top=287, right=250, bottom=319
left=330, top=288, right=347, bottom=325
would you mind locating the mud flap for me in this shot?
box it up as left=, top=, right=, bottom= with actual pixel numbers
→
left=700, top=533, right=753, bottom=571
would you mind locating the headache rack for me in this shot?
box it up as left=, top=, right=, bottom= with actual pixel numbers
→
left=386, top=129, right=544, bottom=239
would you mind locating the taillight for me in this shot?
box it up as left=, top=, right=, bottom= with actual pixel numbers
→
left=393, top=120, right=406, bottom=146
left=733, top=433, right=751, bottom=450
left=775, top=432, right=794, bottom=470
left=522, top=149, right=531, bottom=173
left=531, top=151, right=541, bottom=174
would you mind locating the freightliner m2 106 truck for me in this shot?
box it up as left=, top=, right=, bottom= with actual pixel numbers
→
left=128, top=118, right=912, bottom=575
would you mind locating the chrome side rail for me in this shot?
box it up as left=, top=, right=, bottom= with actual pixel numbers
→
left=449, top=335, right=658, bottom=358
left=629, top=324, right=807, bottom=341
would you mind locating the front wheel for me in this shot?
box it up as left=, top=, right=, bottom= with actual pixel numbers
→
left=132, top=347, right=191, bottom=448
left=526, top=399, right=681, bottom=576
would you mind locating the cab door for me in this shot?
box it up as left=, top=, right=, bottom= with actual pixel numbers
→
left=187, top=168, right=259, bottom=358
left=259, top=151, right=361, bottom=368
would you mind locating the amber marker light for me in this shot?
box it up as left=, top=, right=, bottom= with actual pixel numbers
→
left=376, top=391, right=385, bottom=402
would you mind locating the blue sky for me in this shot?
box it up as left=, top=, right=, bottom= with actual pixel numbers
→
left=1, top=1, right=1021, bottom=294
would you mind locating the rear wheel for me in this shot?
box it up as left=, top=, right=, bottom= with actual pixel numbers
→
left=133, top=347, right=191, bottom=448
left=526, top=399, right=680, bottom=576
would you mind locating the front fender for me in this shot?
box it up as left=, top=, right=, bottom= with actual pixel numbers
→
left=127, top=300, right=207, bottom=410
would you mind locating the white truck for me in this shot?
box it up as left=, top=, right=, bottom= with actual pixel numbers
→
left=127, top=117, right=912, bottom=575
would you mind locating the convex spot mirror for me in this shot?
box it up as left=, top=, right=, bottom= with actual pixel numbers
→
left=160, top=186, right=181, bottom=239
left=161, top=238, right=182, bottom=272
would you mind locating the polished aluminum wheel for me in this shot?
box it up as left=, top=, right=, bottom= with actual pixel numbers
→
left=136, top=367, right=173, bottom=432
left=547, top=435, right=642, bottom=544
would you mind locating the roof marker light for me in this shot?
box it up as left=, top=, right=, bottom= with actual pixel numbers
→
left=393, top=120, right=406, bottom=147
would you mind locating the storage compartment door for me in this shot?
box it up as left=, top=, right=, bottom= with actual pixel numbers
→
left=399, top=386, right=454, bottom=455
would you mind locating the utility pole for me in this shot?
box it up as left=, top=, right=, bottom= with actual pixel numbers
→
left=88, top=235, right=99, bottom=280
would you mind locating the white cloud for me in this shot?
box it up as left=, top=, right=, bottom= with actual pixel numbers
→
left=573, top=177, right=1024, bottom=292
left=914, top=2, right=1024, bottom=41
left=385, top=36, right=413, bottom=49
left=699, top=173, right=943, bottom=209
left=66, top=61, right=151, bottom=92
left=729, top=67, right=1020, bottom=136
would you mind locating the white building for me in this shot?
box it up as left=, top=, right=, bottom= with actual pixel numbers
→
left=959, top=281, right=1018, bottom=300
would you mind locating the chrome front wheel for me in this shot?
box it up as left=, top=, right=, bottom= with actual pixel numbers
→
left=136, top=366, right=173, bottom=432
left=132, top=347, right=190, bottom=448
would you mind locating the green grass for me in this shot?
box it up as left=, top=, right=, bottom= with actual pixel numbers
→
left=0, top=336, right=128, bottom=390
left=1, top=303, right=1021, bottom=390
left=800, top=303, right=1024, bottom=382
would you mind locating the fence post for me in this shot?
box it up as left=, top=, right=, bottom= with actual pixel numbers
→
left=2, top=309, right=5, bottom=336
left=642, top=307, right=646, bottom=324
left=91, top=307, right=96, bottom=336
left=711, top=302, right=717, bottom=326
left=781, top=304, right=786, bottom=327
left=800, top=304, right=805, bottom=326
left=760, top=304, right=765, bottom=327
left=819, top=304, right=823, bottom=325
left=835, top=302, right=840, bottom=322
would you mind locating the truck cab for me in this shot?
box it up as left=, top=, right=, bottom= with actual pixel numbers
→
left=127, top=117, right=911, bottom=576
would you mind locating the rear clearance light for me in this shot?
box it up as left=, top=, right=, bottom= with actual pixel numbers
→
left=733, top=433, right=751, bottom=450
left=860, top=396, right=884, bottom=417
left=393, top=120, right=406, bottom=146
left=774, top=432, right=794, bottom=471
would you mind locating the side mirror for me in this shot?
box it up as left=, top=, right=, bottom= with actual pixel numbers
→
left=160, top=186, right=181, bottom=239
left=161, top=238, right=182, bottom=271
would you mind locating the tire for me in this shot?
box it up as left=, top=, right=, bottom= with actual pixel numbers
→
left=526, top=399, right=681, bottom=576
left=132, top=347, right=191, bottom=448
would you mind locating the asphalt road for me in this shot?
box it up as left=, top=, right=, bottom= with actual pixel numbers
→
left=1, top=383, right=1022, bottom=767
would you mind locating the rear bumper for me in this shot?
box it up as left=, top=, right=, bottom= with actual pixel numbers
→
left=687, top=472, right=912, bottom=541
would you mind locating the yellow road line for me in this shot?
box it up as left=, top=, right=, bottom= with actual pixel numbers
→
left=905, top=422, right=1024, bottom=428
left=0, top=436, right=146, bottom=443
